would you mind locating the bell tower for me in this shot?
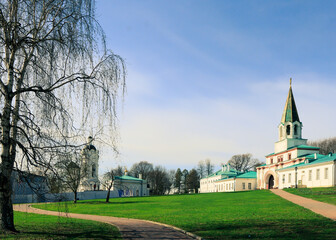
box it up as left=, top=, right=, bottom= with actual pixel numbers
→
left=275, top=79, right=307, bottom=153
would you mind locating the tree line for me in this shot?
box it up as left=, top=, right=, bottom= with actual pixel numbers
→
left=308, top=137, right=336, bottom=155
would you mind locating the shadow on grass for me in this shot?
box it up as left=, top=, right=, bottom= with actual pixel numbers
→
left=190, top=218, right=336, bottom=240
left=76, top=200, right=151, bottom=205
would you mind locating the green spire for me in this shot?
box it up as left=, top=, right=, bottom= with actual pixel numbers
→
left=281, top=78, right=300, bottom=123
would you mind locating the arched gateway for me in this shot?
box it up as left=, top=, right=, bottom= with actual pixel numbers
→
left=268, top=175, right=274, bottom=189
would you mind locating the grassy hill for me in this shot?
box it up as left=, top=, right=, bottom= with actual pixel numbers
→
left=34, top=190, right=336, bottom=239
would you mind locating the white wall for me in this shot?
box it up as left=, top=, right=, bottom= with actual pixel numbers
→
left=278, top=162, right=335, bottom=189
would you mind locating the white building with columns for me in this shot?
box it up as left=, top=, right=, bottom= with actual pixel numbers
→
left=257, top=80, right=336, bottom=189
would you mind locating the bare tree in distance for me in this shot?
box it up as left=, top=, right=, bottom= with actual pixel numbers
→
left=174, top=168, right=182, bottom=194
left=205, top=159, right=214, bottom=176
left=148, top=166, right=170, bottom=195
left=186, top=169, right=199, bottom=193
left=55, top=152, right=87, bottom=203
left=166, top=169, right=176, bottom=194
left=101, top=169, right=116, bottom=203
left=228, top=154, right=260, bottom=172
left=182, top=169, right=189, bottom=193
left=129, top=161, right=154, bottom=180
left=0, top=0, right=126, bottom=232
left=197, top=160, right=206, bottom=179
left=114, top=165, right=126, bottom=177
left=308, top=137, right=336, bottom=155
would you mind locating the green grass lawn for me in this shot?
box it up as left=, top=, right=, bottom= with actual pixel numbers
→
left=284, top=187, right=336, bottom=205
left=34, top=190, right=336, bottom=240
left=1, top=211, right=121, bottom=239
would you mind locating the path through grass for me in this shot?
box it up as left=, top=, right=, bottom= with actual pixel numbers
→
left=284, top=187, right=336, bottom=205
left=35, top=190, right=336, bottom=240
left=1, top=211, right=121, bottom=239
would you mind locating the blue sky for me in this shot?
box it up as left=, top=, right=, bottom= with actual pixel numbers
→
left=95, top=0, right=336, bottom=172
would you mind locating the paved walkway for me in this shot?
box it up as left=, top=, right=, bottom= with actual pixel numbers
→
left=271, top=189, right=336, bottom=221
left=14, top=204, right=199, bottom=240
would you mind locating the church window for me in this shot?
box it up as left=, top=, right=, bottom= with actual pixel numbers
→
left=288, top=173, right=291, bottom=183
left=325, top=168, right=328, bottom=179
left=309, top=170, right=312, bottom=181
left=288, top=154, right=291, bottom=160
left=92, top=164, right=96, bottom=177
left=316, top=169, right=320, bottom=180
left=248, top=183, right=252, bottom=190
left=286, top=125, right=291, bottom=135
left=294, top=125, right=298, bottom=135
left=242, top=183, right=246, bottom=189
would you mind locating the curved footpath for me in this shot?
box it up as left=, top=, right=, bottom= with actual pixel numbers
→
left=14, top=204, right=200, bottom=240
left=271, top=189, right=336, bottom=221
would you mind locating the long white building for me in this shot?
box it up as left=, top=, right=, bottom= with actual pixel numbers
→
left=200, top=164, right=257, bottom=193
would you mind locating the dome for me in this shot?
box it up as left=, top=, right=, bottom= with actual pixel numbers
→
left=83, top=144, right=96, bottom=151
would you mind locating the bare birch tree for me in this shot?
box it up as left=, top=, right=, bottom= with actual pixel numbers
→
left=101, top=169, right=115, bottom=203
left=0, top=0, right=125, bottom=232
left=309, top=137, right=336, bottom=155
left=228, top=154, right=259, bottom=172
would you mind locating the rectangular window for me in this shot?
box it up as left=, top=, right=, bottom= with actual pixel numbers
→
left=288, top=173, right=291, bottom=183
left=242, top=183, right=246, bottom=190
left=270, top=158, right=273, bottom=164
left=282, top=175, right=285, bottom=184
left=316, top=169, right=320, bottom=180
left=248, top=183, right=252, bottom=190
left=325, top=168, right=328, bottom=179
left=309, top=170, right=312, bottom=181
left=288, top=153, right=291, bottom=160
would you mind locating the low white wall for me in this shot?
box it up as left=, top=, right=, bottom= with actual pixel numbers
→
left=13, top=190, right=124, bottom=204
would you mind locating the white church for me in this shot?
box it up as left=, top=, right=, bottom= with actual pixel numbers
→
left=79, top=136, right=149, bottom=197
left=257, top=80, right=336, bottom=189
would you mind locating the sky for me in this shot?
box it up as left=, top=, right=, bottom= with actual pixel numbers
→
left=94, top=0, right=336, bottom=173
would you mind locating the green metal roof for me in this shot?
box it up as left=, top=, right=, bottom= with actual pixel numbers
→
left=236, top=171, right=257, bottom=179
left=266, top=144, right=319, bottom=157
left=277, top=153, right=336, bottom=171
left=115, top=175, right=144, bottom=181
left=297, top=153, right=324, bottom=159
left=289, top=145, right=319, bottom=150
left=215, top=171, right=257, bottom=181
left=203, top=168, right=240, bottom=179
left=281, top=82, right=300, bottom=124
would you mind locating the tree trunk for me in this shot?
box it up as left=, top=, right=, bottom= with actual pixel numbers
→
left=73, top=191, right=77, bottom=203
left=0, top=170, right=16, bottom=232
left=106, top=187, right=111, bottom=203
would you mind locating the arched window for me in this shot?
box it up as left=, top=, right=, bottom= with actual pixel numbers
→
left=92, top=164, right=96, bottom=177
left=294, top=125, right=298, bottom=135
left=286, top=125, right=290, bottom=135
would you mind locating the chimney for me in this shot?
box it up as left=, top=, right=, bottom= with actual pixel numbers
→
left=139, top=174, right=143, bottom=179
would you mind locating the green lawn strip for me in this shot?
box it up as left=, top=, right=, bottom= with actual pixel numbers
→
left=1, top=211, right=121, bottom=240
left=283, top=187, right=336, bottom=205
left=34, top=190, right=336, bottom=240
